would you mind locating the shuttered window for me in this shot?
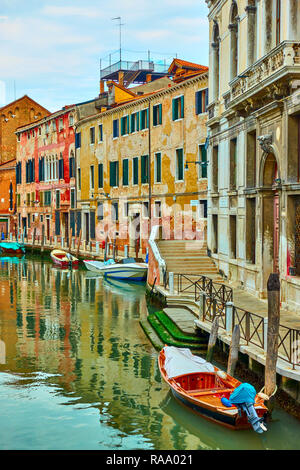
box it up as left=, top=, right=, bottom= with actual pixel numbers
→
left=130, top=112, right=139, bottom=133
left=109, top=161, right=119, bottom=187
left=75, top=132, right=81, bottom=148
left=55, top=211, right=60, bottom=235
left=153, top=104, right=162, bottom=126
left=155, top=153, right=161, bottom=183
left=98, top=163, right=103, bottom=188
left=122, top=159, right=129, bottom=186
left=59, top=158, right=64, bottom=179
left=172, top=96, right=184, bottom=120
left=70, top=211, right=75, bottom=236
left=141, top=155, right=149, bottom=184
left=195, top=89, right=209, bottom=115
left=176, top=148, right=184, bottom=181
left=139, top=109, right=149, bottom=130
left=133, top=157, right=139, bottom=185
left=70, top=188, right=75, bottom=209
left=113, top=119, right=119, bottom=138
left=121, top=115, right=129, bottom=136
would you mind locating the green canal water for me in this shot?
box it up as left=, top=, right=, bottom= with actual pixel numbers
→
left=0, top=256, right=299, bottom=450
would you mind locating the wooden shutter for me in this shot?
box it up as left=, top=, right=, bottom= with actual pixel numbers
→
left=180, top=96, right=184, bottom=118
left=141, top=155, right=149, bottom=184
left=98, top=163, right=103, bottom=188
left=55, top=211, right=60, bottom=236
left=172, top=99, right=176, bottom=121
left=70, top=211, right=75, bottom=237
left=159, top=104, right=162, bottom=124
left=133, top=157, right=139, bottom=185
left=156, top=153, right=161, bottom=182
left=123, top=159, right=128, bottom=186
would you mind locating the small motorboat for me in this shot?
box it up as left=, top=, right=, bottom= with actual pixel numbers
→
left=50, top=249, right=79, bottom=268
left=83, top=257, right=148, bottom=281
left=158, top=346, right=268, bottom=432
left=0, top=241, right=25, bottom=256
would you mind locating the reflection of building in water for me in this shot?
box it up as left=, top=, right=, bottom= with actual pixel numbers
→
left=0, top=260, right=201, bottom=449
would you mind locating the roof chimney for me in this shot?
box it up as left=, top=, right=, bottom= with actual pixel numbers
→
left=100, top=80, right=105, bottom=94
left=146, top=74, right=152, bottom=83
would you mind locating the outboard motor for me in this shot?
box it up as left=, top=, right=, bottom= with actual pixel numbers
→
left=222, top=383, right=267, bottom=433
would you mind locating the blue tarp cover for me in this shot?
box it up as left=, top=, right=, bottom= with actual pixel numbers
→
left=229, top=383, right=257, bottom=405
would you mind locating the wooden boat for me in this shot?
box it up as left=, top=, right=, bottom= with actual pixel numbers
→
left=50, top=249, right=79, bottom=268
left=0, top=241, right=25, bottom=256
left=83, top=257, right=148, bottom=281
left=158, top=347, right=268, bottom=431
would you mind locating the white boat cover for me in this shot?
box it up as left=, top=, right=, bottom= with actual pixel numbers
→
left=163, top=346, right=215, bottom=378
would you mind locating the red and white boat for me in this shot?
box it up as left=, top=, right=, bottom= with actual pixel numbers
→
left=158, top=346, right=268, bottom=431
left=50, top=249, right=79, bottom=268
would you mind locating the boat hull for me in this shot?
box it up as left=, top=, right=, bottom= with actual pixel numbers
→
left=158, top=349, right=268, bottom=431
left=0, top=242, right=25, bottom=256
left=50, top=250, right=79, bottom=268
left=83, top=260, right=147, bottom=281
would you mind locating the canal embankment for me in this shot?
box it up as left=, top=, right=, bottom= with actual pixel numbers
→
left=145, top=277, right=300, bottom=418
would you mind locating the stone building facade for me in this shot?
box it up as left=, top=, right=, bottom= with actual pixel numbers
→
left=75, top=60, right=209, bottom=256
left=0, top=95, right=50, bottom=164
left=205, top=0, right=300, bottom=311
left=16, top=100, right=99, bottom=242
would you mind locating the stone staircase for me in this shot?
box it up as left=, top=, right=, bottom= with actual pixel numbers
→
left=157, top=240, right=221, bottom=278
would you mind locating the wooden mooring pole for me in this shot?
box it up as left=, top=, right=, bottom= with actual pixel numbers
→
left=76, top=229, right=82, bottom=258
left=206, top=316, right=219, bottom=363
left=41, top=225, right=45, bottom=254
left=227, top=324, right=240, bottom=376
left=265, top=272, right=280, bottom=414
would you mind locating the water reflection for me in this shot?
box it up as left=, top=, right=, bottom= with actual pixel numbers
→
left=0, top=257, right=299, bottom=450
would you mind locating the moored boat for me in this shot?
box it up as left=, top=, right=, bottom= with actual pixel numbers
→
left=158, top=346, right=268, bottom=432
left=50, top=249, right=79, bottom=268
left=83, top=257, right=148, bottom=281
left=0, top=241, right=25, bottom=256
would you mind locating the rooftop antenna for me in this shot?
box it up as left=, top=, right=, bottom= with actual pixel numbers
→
left=111, top=16, right=125, bottom=63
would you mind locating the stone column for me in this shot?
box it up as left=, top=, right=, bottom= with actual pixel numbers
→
left=246, top=5, right=257, bottom=67
left=211, top=42, right=219, bottom=101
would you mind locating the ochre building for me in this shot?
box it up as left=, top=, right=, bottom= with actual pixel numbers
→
left=76, top=59, right=209, bottom=257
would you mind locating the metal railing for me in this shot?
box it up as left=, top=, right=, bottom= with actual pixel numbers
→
left=170, top=273, right=233, bottom=304
left=233, top=306, right=265, bottom=350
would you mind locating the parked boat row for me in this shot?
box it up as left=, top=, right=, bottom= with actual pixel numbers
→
left=0, top=241, right=25, bottom=256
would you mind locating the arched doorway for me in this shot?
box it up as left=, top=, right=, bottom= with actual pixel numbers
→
left=261, top=153, right=280, bottom=289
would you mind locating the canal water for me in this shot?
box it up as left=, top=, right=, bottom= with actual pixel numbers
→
left=0, top=256, right=299, bottom=450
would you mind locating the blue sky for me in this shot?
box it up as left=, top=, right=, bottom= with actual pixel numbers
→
left=0, top=0, right=209, bottom=112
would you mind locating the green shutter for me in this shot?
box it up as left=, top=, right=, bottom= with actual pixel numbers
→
left=133, top=157, right=139, bottom=185
left=159, top=104, right=162, bottom=124
left=98, top=163, right=103, bottom=188
left=180, top=96, right=184, bottom=118
left=156, top=153, right=161, bottom=183
left=141, top=155, right=148, bottom=184
left=123, top=159, right=129, bottom=186
left=172, top=99, right=176, bottom=121
left=177, top=149, right=183, bottom=180
left=146, top=109, right=149, bottom=129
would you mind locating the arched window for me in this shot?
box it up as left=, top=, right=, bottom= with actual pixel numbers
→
left=229, top=1, right=239, bottom=80
left=212, top=21, right=220, bottom=101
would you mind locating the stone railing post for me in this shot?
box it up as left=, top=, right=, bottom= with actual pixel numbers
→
left=225, top=301, right=234, bottom=335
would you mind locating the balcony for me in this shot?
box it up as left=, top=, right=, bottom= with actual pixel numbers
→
left=228, top=41, right=300, bottom=110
